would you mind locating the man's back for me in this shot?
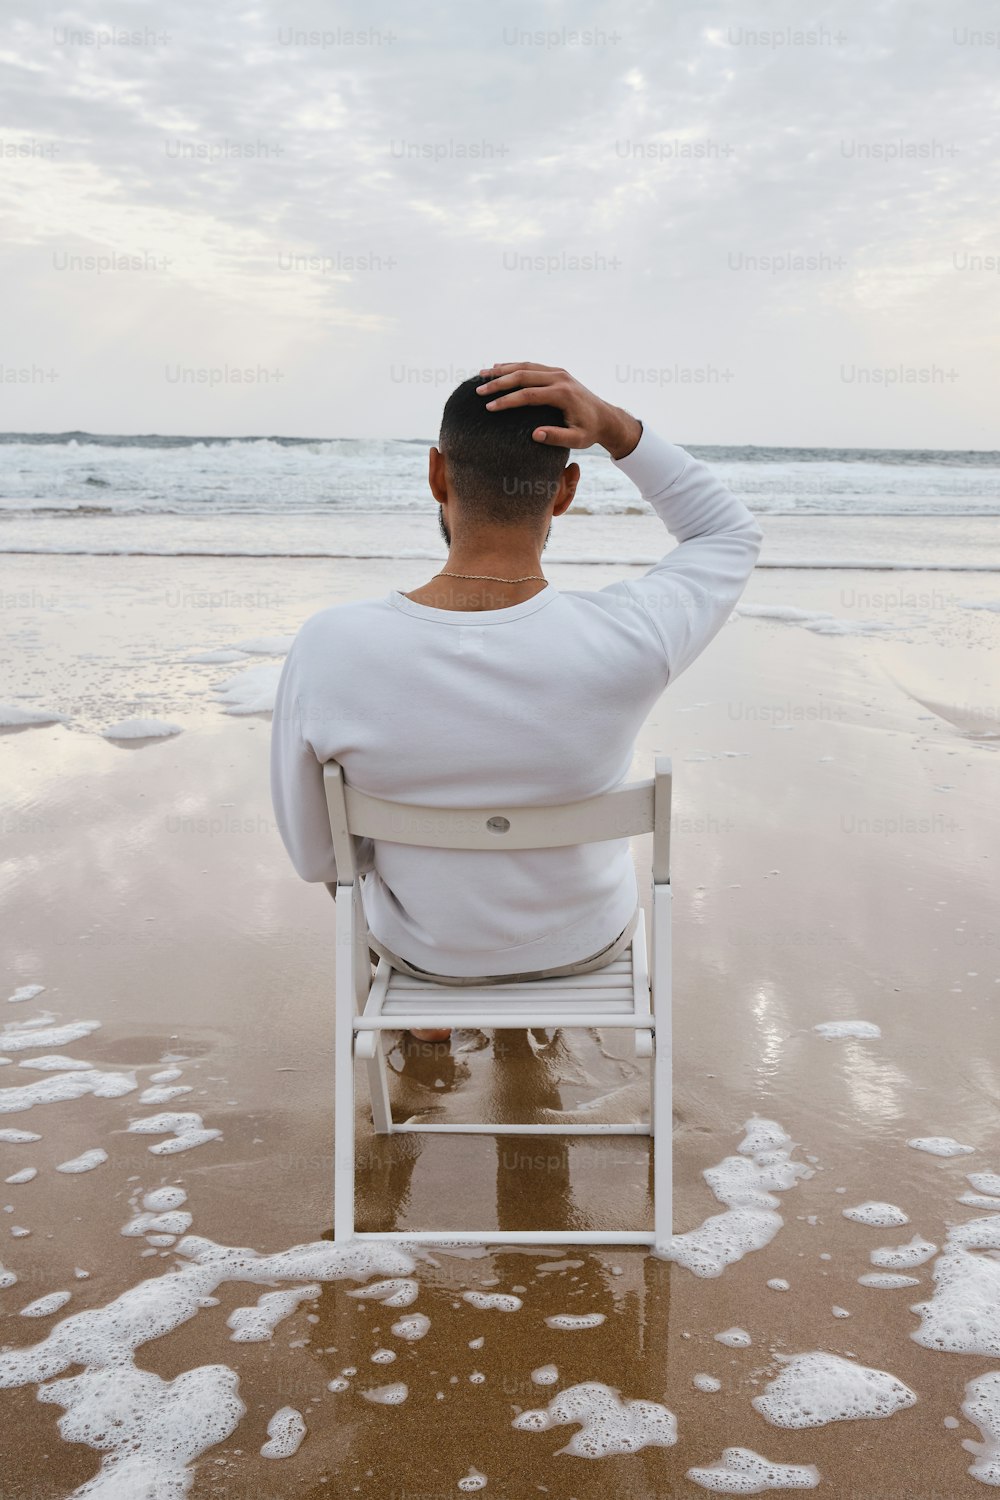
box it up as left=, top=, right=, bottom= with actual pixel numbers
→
left=271, top=424, right=762, bottom=977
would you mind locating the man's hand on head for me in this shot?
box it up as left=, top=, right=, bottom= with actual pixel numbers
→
left=475, top=363, right=642, bottom=460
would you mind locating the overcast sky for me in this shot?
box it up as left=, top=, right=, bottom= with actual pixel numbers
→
left=1, top=1, right=997, bottom=447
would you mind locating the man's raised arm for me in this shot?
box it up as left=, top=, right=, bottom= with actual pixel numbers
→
left=476, top=362, right=763, bottom=683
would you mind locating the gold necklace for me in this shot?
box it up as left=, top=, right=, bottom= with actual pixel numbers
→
left=434, top=571, right=546, bottom=584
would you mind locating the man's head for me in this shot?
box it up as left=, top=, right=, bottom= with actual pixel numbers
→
left=429, top=376, right=580, bottom=546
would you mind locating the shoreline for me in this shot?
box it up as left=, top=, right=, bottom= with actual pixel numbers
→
left=1, top=548, right=998, bottom=1496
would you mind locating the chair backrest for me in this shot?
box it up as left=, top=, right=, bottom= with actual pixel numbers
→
left=323, top=756, right=672, bottom=885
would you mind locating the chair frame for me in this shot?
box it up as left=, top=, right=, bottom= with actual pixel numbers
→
left=323, top=756, right=673, bottom=1248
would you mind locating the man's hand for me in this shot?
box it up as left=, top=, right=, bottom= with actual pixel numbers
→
left=475, top=362, right=642, bottom=459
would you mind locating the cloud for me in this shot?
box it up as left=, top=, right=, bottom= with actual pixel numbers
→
left=0, top=0, right=996, bottom=443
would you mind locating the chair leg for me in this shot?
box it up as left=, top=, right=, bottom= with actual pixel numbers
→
left=652, top=882, right=673, bottom=1245
left=357, top=1032, right=393, bottom=1135
left=334, top=885, right=356, bottom=1241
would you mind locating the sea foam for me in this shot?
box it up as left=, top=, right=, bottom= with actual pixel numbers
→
left=687, top=1447, right=821, bottom=1493
left=656, top=1118, right=811, bottom=1276
left=227, top=1286, right=321, bottom=1342
left=100, top=718, right=182, bottom=741
left=260, top=1405, right=306, bottom=1458
left=962, top=1370, right=1000, bottom=1486
left=512, top=1381, right=677, bottom=1458
left=906, top=1137, right=974, bottom=1157
left=7, top=985, right=45, bottom=1004
left=0, top=1232, right=415, bottom=1493
left=870, top=1235, right=937, bottom=1270
left=813, top=1021, right=881, bottom=1040
left=911, top=1214, right=1000, bottom=1355
left=842, top=1202, right=909, bottom=1227
left=753, top=1352, right=917, bottom=1428
left=212, top=664, right=282, bottom=715
left=0, top=1070, right=136, bottom=1113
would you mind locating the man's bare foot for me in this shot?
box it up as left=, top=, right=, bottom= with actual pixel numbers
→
left=408, top=1028, right=452, bottom=1042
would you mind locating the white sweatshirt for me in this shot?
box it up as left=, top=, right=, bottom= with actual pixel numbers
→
left=270, top=425, right=762, bottom=976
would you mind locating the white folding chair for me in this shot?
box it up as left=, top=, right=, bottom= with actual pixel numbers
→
left=323, top=756, right=673, bottom=1248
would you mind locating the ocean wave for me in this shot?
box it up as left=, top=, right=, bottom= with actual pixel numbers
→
left=1, top=542, right=997, bottom=569
left=3, top=430, right=1000, bottom=467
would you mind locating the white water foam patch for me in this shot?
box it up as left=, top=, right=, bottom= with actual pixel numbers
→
left=687, top=1447, right=821, bottom=1493
left=842, top=1202, right=909, bottom=1227
left=457, top=1468, right=487, bottom=1492
left=733, top=604, right=897, bottom=636
left=962, top=1371, right=1000, bottom=1486
left=346, top=1278, right=419, bottom=1308
left=858, top=1274, right=921, bottom=1289
left=40, top=1363, right=247, bottom=1497
left=142, top=1188, right=187, bottom=1211
left=0, top=1128, right=40, bottom=1142
left=656, top=1118, right=812, bottom=1277
left=361, top=1382, right=408, bottom=1404
left=227, top=1286, right=321, bottom=1342
left=126, top=1112, right=221, bottom=1155
left=183, top=649, right=245, bottom=664
left=7, top=985, right=45, bottom=1004
left=100, top=719, right=182, bottom=741
left=232, top=636, right=294, bottom=655
left=0, top=704, right=68, bottom=727
left=907, top=1137, right=974, bottom=1157
left=0, top=1263, right=17, bottom=1289
left=0, top=1234, right=415, bottom=1493
left=6, top=1166, right=37, bottom=1183
left=532, top=1365, right=559, bottom=1385
left=870, top=1235, right=937, bottom=1270
left=0, top=1071, right=136, bottom=1113
left=18, top=1055, right=95, bottom=1072
left=212, top=663, right=281, bottom=715
left=968, top=1173, right=1000, bottom=1197
left=715, top=1328, right=752, bottom=1348
left=391, top=1313, right=430, bottom=1341
left=21, top=1290, right=73, bottom=1317
left=122, top=1210, right=193, bottom=1240
left=512, top=1381, right=678, bottom=1458
left=812, top=1021, right=881, bottom=1040
left=0, top=1020, right=101, bottom=1053
left=138, top=1084, right=193, bottom=1105
left=260, top=1405, right=306, bottom=1458
left=57, top=1149, right=108, bottom=1175
left=753, top=1353, right=917, bottom=1429
left=694, top=1374, right=722, bottom=1392
left=463, top=1291, right=522, bottom=1312
left=911, top=1214, right=1000, bottom=1356
left=544, top=1312, right=605, bottom=1330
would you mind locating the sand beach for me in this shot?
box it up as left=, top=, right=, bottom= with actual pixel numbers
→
left=2, top=531, right=999, bottom=1497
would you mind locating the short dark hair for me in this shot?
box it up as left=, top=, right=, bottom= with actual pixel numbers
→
left=439, top=376, right=570, bottom=526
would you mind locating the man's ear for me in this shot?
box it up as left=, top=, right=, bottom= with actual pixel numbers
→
left=428, top=446, right=448, bottom=504
left=552, top=461, right=581, bottom=518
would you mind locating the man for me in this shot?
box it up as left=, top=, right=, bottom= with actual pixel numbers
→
left=271, top=362, right=763, bottom=1042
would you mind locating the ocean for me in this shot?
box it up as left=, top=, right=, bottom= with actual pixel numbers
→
left=2, top=432, right=999, bottom=568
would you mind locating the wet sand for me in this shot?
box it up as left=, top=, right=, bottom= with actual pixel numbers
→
left=1, top=552, right=999, bottom=1497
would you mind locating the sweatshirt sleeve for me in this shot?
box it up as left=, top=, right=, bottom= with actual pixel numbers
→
left=269, top=637, right=341, bottom=883
left=603, top=425, right=763, bottom=683
left=271, top=635, right=378, bottom=884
